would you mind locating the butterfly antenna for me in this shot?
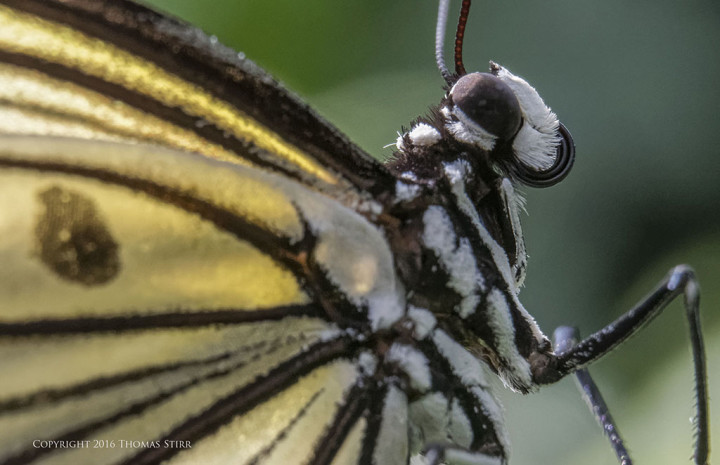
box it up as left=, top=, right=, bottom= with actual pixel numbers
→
left=454, top=0, right=471, bottom=76
left=435, top=0, right=453, bottom=84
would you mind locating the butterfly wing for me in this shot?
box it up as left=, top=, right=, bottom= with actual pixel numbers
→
left=0, top=0, right=394, bottom=195
left=0, top=136, right=410, bottom=464
left=0, top=1, right=411, bottom=463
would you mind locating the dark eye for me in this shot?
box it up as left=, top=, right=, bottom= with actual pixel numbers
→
left=451, top=72, right=522, bottom=141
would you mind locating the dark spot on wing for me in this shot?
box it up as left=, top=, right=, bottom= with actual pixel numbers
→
left=35, top=185, right=120, bottom=286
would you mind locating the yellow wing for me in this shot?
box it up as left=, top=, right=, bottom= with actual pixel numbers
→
left=0, top=136, right=407, bottom=465
left=0, top=0, right=394, bottom=197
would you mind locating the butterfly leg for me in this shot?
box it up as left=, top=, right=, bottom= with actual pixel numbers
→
left=538, top=265, right=708, bottom=465
left=553, top=326, right=632, bottom=465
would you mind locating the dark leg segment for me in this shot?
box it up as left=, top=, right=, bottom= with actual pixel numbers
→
left=541, top=265, right=708, bottom=465
left=553, top=326, right=632, bottom=465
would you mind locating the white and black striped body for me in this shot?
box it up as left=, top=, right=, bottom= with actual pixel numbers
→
left=367, top=65, right=570, bottom=462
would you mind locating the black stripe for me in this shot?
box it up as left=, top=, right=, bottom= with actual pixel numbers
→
left=0, top=305, right=323, bottom=336
left=121, top=337, right=357, bottom=465
left=464, top=286, right=536, bottom=363
left=1, top=0, right=395, bottom=195
left=358, top=384, right=389, bottom=465
left=419, top=337, right=505, bottom=458
left=0, top=333, right=304, bottom=412
left=0, top=49, right=322, bottom=188
left=440, top=178, right=537, bottom=359
left=0, top=350, right=235, bottom=413
left=0, top=333, right=309, bottom=465
left=245, top=389, right=325, bottom=465
left=312, top=382, right=371, bottom=465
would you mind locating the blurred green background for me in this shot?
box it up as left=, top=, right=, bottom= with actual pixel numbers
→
left=143, top=1, right=720, bottom=463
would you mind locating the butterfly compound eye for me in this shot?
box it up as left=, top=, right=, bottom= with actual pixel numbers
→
left=451, top=72, right=522, bottom=141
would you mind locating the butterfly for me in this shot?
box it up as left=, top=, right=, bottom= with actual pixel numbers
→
left=0, top=0, right=710, bottom=464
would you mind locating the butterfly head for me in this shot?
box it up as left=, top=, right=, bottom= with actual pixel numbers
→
left=386, top=60, right=575, bottom=294
left=389, top=62, right=573, bottom=188
left=445, top=62, right=574, bottom=187
left=402, top=0, right=575, bottom=189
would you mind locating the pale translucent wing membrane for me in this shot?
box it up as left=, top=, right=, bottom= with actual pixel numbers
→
left=0, top=320, right=341, bottom=464
left=0, top=63, right=243, bottom=165
left=0, top=4, right=328, bottom=181
left=0, top=320, right=329, bottom=404
left=0, top=0, right=395, bottom=197
left=0, top=136, right=305, bottom=235
left=0, top=137, right=395, bottom=464
left=156, top=360, right=363, bottom=465
left=0, top=137, right=311, bottom=323
left=0, top=175, right=306, bottom=319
